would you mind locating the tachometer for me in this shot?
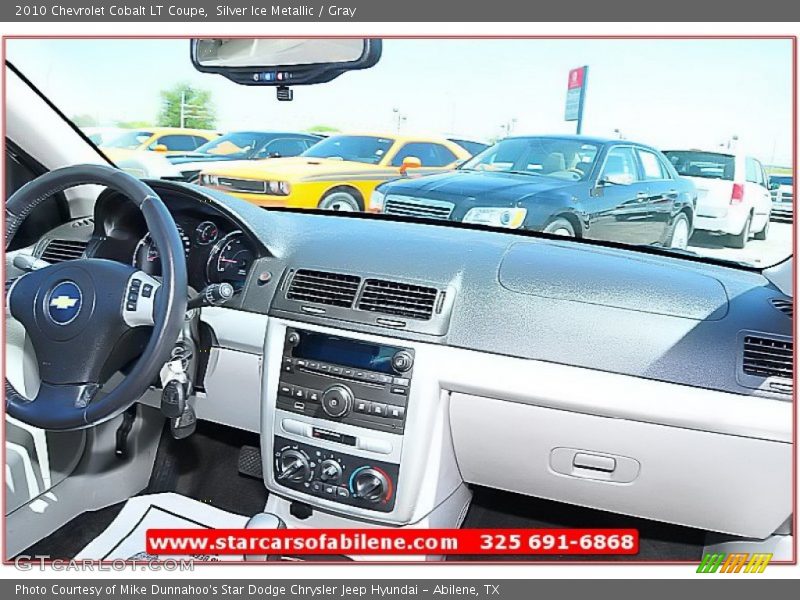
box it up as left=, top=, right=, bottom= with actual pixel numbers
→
left=132, top=224, right=190, bottom=276
left=206, top=231, right=254, bottom=289
left=195, top=220, right=219, bottom=245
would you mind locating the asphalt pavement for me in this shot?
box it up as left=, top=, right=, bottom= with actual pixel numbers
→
left=688, top=222, right=793, bottom=268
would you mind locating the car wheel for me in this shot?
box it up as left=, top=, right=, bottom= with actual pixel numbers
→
left=729, top=214, right=751, bottom=249
left=754, top=215, right=770, bottom=241
left=543, top=218, right=576, bottom=237
left=318, top=190, right=362, bottom=212
left=667, top=214, right=690, bottom=250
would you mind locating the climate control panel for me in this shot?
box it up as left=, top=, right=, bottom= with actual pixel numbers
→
left=273, top=435, right=399, bottom=512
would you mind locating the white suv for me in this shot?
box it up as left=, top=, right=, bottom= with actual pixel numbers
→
left=663, top=149, right=772, bottom=248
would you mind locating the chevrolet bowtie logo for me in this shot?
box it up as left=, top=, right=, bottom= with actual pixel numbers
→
left=50, top=295, right=79, bottom=310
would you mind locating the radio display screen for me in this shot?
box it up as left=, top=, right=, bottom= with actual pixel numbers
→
left=291, top=331, right=398, bottom=375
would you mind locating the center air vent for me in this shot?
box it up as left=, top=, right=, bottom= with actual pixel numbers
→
left=358, top=279, right=439, bottom=320
left=770, top=298, right=793, bottom=319
left=286, top=269, right=361, bottom=308
left=40, top=239, right=88, bottom=263
left=742, top=335, right=793, bottom=381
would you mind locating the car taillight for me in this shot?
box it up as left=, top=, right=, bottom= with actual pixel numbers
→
left=731, top=183, right=745, bottom=204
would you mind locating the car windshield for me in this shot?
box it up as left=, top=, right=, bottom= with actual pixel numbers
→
left=771, top=175, right=793, bottom=186
left=6, top=38, right=793, bottom=269
left=103, top=130, right=153, bottom=149
left=462, top=138, right=599, bottom=181
left=302, top=135, right=395, bottom=164
left=664, top=151, right=735, bottom=181
left=194, top=132, right=270, bottom=159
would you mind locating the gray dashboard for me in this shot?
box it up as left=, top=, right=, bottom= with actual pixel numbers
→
left=43, top=180, right=794, bottom=401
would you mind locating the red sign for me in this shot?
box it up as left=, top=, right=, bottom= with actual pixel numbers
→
left=568, top=66, right=586, bottom=90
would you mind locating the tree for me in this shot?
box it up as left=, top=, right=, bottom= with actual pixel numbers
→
left=157, top=83, right=216, bottom=129
left=307, top=124, right=340, bottom=134
left=71, top=113, right=97, bottom=127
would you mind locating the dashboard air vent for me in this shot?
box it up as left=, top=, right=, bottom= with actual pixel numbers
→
left=742, top=335, right=793, bottom=381
left=358, top=279, right=439, bottom=320
left=286, top=269, right=361, bottom=308
left=770, top=298, right=793, bottom=319
left=40, top=239, right=88, bottom=263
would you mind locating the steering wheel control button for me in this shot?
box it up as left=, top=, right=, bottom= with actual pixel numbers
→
left=47, top=281, right=82, bottom=325
left=321, top=384, right=354, bottom=418
left=141, top=284, right=154, bottom=298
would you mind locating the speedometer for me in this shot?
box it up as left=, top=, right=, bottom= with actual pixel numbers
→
left=132, top=224, right=190, bottom=276
left=206, top=231, right=254, bottom=289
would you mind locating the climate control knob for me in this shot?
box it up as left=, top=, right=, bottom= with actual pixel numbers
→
left=319, top=459, right=343, bottom=483
left=320, top=384, right=354, bottom=418
left=351, top=467, right=390, bottom=503
left=276, top=449, right=311, bottom=483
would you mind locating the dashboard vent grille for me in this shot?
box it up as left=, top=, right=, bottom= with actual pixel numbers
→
left=742, top=335, right=793, bottom=381
left=358, top=279, right=439, bottom=320
left=286, top=269, right=361, bottom=308
left=770, top=298, right=793, bottom=319
left=40, top=239, right=88, bottom=263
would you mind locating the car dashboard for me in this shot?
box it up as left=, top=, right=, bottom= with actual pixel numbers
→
left=28, top=180, right=793, bottom=543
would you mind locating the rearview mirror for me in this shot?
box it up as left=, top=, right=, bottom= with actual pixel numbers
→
left=190, top=39, right=382, bottom=89
left=599, top=173, right=633, bottom=186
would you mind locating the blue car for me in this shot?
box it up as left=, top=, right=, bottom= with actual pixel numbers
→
left=371, top=135, right=697, bottom=249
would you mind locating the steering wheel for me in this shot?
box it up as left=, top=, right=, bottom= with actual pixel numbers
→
left=5, top=164, right=187, bottom=430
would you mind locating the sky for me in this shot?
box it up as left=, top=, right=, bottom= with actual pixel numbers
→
left=6, top=38, right=794, bottom=165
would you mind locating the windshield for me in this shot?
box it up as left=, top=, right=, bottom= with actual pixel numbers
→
left=462, top=138, right=599, bottom=181
left=664, top=151, right=735, bottom=181
left=103, top=130, right=153, bottom=149
left=7, top=38, right=793, bottom=269
left=194, top=132, right=271, bottom=158
left=302, top=135, right=395, bottom=164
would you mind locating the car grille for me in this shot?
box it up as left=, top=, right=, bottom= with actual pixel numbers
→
left=217, top=177, right=267, bottom=194
left=384, top=196, right=455, bottom=220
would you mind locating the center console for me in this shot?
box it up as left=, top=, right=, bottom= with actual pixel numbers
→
left=271, top=327, right=414, bottom=513
left=262, top=319, right=470, bottom=529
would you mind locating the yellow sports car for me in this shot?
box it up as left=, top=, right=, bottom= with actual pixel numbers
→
left=101, top=127, right=219, bottom=162
left=198, top=133, right=472, bottom=211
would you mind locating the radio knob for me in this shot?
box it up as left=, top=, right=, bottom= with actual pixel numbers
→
left=352, top=468, right=390, bottom=503
left=320, top=385, right=354, bottom=418
left=276, top=449, right=311, bottom=483
left=391, top=350, right=413, bottom=373
left=319, top=459, right=343, bottom=483
left=287, top=331, right=301, bottom=347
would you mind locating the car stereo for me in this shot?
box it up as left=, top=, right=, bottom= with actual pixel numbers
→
left=276, top=328, right=414, bottom=434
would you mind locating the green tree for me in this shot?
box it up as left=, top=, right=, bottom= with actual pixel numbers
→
left=71, top=113, right=97, bottom=127
left=157, top=83, right=216, bottom=129
left=307, top=124, right=340, bottom=134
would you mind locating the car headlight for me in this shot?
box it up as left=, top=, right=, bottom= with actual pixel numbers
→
left=369, top=189, right=386, bottom=212
left=266, top=180, right=291, bottom=195
left=200, top=174, right=218, bottom=186
left=462, top=207, right=527, bottom=229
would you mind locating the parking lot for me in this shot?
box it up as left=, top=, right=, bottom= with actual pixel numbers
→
left=688, top=221, right=792, bottom=267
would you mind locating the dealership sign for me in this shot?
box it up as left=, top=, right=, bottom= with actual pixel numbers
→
left=565, top=66, right=588, bottom=123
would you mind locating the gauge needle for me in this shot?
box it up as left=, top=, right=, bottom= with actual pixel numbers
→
left=219, top=258, right=238, bottom=264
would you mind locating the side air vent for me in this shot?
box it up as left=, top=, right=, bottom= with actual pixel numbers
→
left=286, top=269, right=361, bottom=308
left=358, top=279, right=439, bottom=320
left=40, top=239, right=88, bottom=263
left=742, top=335, right=793, bottom=382
left=770, top=298, right=793, bottom=319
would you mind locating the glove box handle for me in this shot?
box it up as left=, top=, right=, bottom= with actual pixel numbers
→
left=550, top=447, right=640, bottom=483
